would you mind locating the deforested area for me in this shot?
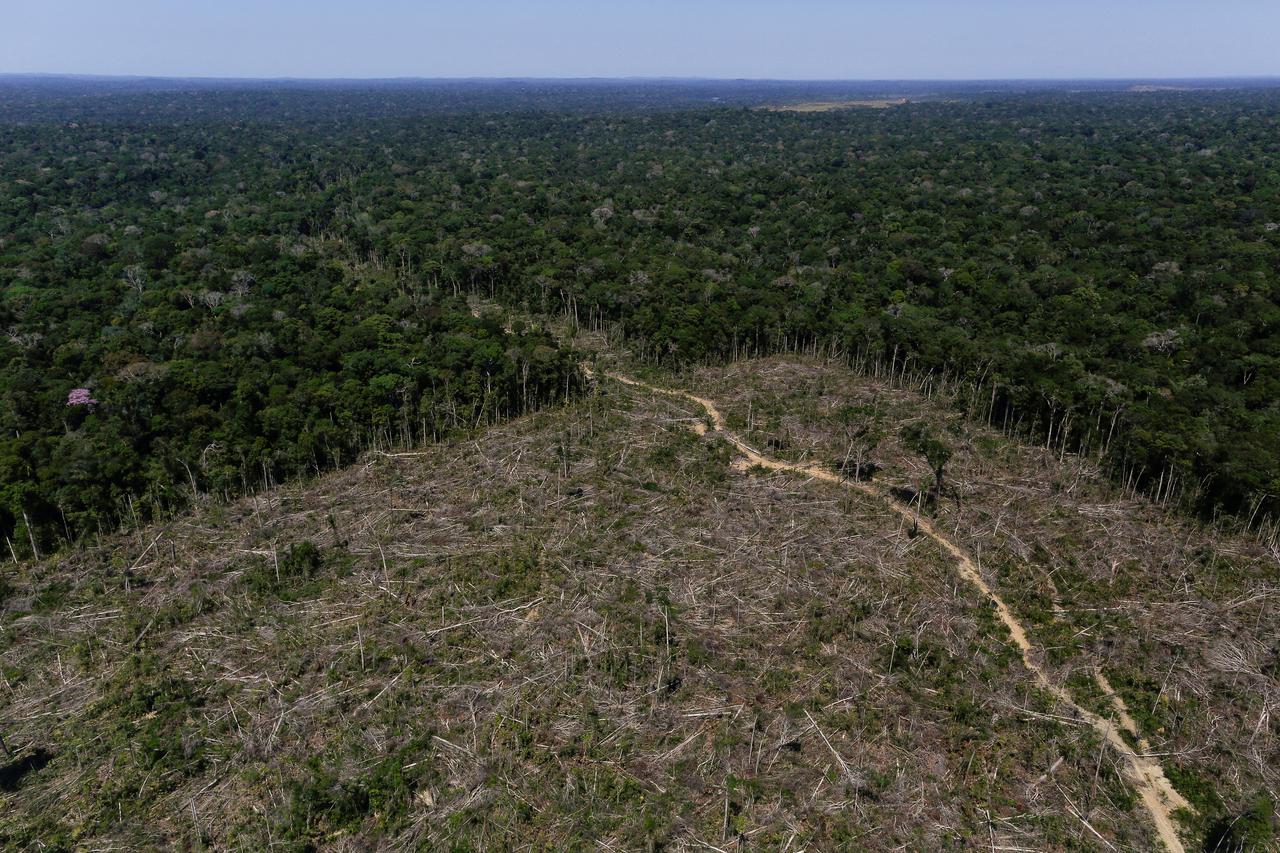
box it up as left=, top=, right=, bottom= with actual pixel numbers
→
left=1, top=350, right=1275, bottom=850
left=644, top=354, right=1280, bottom=849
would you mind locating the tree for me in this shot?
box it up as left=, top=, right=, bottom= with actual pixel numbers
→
left=835, top=404, right=884, bottom=482
left=122, top=264, right=147, bottom=293
left=901, top=422, right=952, bottom=508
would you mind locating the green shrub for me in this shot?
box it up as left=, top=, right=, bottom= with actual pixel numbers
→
left=244, top=540, right=328, bottom=597
left=284, top=747, right=428, bottom=844
left=1203, top=794, right=1275, bottom=852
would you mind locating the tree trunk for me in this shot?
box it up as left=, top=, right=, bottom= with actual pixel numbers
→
left=21, top=510, right=39, bottom=561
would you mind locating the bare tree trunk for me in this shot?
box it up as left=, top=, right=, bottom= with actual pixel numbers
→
left=21, top=510, right=39, bottom=561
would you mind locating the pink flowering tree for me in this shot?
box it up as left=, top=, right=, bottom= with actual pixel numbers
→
left=66, top=388, right=98, bottom=409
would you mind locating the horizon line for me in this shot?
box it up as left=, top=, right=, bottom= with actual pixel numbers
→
left=4, top=72, right=1280, bottom=85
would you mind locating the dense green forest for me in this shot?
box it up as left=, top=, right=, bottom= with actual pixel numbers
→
left=2, top=80, right=1278, bottom=552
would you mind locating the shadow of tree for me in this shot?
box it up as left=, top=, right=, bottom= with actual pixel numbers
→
left=0, top=748, right=54, bottom=792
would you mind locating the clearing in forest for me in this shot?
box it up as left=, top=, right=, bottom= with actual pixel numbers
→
left=594, top=367, right=1193, bottom=852
left=2, top=355, right=1274, bottom=851
left=764, top=98, right=909, bottom=112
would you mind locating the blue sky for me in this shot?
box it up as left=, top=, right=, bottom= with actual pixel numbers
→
left=5, top=0, right=1279, bottom=79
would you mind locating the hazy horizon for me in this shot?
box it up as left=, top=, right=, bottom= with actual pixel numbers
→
left=5, top=72, right=1280, bottom=84
left=5, top=1, right=1280, bottom=80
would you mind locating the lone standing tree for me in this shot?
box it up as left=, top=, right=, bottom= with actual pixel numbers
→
left=836, top=404, right=884, bottom=482
left=901, top=422, right=952, bottom=508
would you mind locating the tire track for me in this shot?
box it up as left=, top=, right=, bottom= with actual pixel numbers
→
left=597, top=368, right=1193, bottom=852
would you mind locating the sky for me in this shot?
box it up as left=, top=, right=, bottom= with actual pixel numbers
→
left=4, top=0, right=1279, bottom=80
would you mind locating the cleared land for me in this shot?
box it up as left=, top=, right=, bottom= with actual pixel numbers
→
left=594, top=366, right=1192, bottom=852
left=763, top=98, right=909, bottom=112
left=1, top=355, right=1275, bottom=851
